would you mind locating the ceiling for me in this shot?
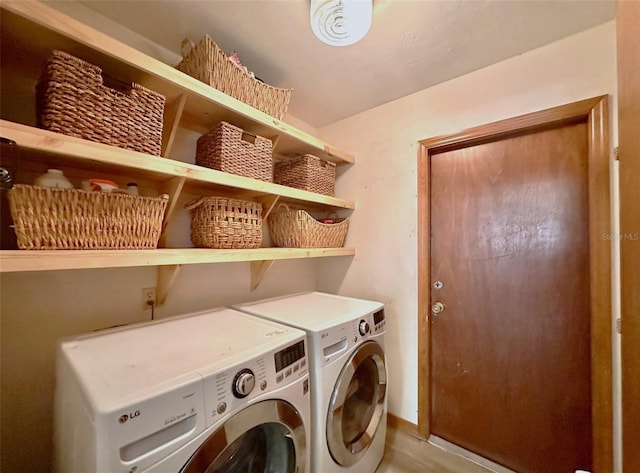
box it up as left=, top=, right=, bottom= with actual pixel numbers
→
left=77, top=0, right=615, bottom=128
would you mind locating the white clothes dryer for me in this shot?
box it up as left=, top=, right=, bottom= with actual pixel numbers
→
left=234, top=292, right=387, bottom=473
left=54, top=307, right=310, bottom=473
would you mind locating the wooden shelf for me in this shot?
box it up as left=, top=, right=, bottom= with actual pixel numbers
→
left=0, top=1, right=357, bottom=294
left=0, top=248, right=356, bottom=273
left=0, top=120, right=355, bottom=211
left=0, top=1, right=355, bottom=165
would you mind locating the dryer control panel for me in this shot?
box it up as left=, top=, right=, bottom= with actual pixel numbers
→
left=352, top=308, right=386, bottom=340
left=319, top=307, right=385, bottom=367
left=372, top=308, right=386, bottom=333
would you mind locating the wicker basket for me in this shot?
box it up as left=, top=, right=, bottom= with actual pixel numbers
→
left=185, top=196, right=262, bottom=249
left=274, top=155, right=336, bottom=196
left=7, top=185, right=168, bottom=250
left=38, top=50, right=165, bottom=155
left=176, top=36, right=292, bottom=120
left=268, top=204, right=349, bottom=248
left=196, top=121, right=273, bottom=182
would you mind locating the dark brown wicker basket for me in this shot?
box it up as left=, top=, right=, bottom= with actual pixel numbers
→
left=196, top=121, right=273, bottom=182
left=185, top=196, right=263, bottom=249
left=7, top=185, right=168, bottom=249
left=38, top=50, right=165, bottom=155
left=176, top=36, right=292, bottom=120
left=274, top=154, right=336, bottom=196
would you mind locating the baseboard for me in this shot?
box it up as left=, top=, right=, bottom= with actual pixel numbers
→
left=387, top=413, right=422, bottom=439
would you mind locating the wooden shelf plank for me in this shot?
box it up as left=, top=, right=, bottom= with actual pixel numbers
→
left=0, top=1, right=355, bottom=165
left=0, top=120, right=355, bottom=210
left=0, top=2, right=358, bottom=281
left=0, top=248, right=356, bottom=273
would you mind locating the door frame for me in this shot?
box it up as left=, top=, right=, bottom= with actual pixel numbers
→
left=417, top=96, right=613, bottom=471
left=617, top=1, right=640, bottom=471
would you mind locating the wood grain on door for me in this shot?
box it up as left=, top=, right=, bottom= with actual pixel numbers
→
left=429, top=123, right=591, bottom=472
left=417, top=96, right=612, bottom=472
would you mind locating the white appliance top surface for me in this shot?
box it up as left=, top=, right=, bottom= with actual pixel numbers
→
left=235, top=292, right=383, bottom=331
left=59, top=308, right=303, bottom=407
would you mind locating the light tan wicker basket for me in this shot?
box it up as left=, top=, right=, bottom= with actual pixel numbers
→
left=274, top=154, right=336, bottom=196
left=176, top=36, right=292, bottom=120
left=196, top=121, right=273, bottom=182
left=185, top=196, right=262, bottom=249
left=7, top=185, right=168, bottom=250
left=268, top=204, right=349, bottom=248
left=38, top=50, right=165, bottom=155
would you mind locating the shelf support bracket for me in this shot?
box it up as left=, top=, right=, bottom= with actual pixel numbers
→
left=250, top=260, right=275, bottom=291
left=161, top=94, right=187, bottom=157
left=158, top=176, right=187, bottom=248
left=270, top=135, right=283, bottom=157
left=257, top=195, right=280, bottom=220
left=157, top=264, right=182, bottom=306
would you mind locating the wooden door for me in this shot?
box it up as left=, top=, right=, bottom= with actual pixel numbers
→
left=418, top=97, right=613, bottom=472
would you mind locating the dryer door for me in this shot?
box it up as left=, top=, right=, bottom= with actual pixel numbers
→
left=180, top=399, right=305, bottom=473
left=326, top=340, right=387, bottom=466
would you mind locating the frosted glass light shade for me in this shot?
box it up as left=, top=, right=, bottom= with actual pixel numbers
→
left=310, top=0, right=372, bottom=47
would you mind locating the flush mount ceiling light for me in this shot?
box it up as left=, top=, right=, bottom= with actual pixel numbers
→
left=310, top=0, right=373, bottom=47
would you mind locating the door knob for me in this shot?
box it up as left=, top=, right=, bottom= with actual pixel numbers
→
left=431, top=302, right=445, bottom=314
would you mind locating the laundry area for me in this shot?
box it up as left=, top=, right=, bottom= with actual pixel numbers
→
left=1, top=1, right=637, bottom=473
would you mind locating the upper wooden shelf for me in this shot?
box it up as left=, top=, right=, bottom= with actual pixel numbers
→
left=0, top=120, right=355, bottom=211
left=0, top=1, right=354, bottom=165
left=0, top=1, right=358, bottom=289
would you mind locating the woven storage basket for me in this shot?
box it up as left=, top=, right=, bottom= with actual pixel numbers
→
left=274, top=154, right=336, bottom=196
left=196, top=121, right=273, bottom=182
left=185, top=196, right=262, bottom=249
left=268, top=204, right=349, bottom=248
left=7, top=185, right=168, bottom=250
left=38, top=50, right=165, bottom=155
left=176, top=36, right=291, bottom=120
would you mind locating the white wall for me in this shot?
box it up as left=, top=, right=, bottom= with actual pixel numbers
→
left=317, top=21, right=619, bottom=438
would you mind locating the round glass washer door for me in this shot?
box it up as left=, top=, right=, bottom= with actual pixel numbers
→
left=326, top=340, right=387, bottom=466
left=180, top=399, right=305, bottom=473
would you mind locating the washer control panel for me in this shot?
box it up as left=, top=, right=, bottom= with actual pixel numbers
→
left=202, top=338, right=307, bottom=427
left=274, top=339, right=306, bottom=385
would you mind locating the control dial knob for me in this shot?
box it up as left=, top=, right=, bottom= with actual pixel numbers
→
left=232, top=369, right=255, bottom=398
left=359, top=320, right=370, bottom=336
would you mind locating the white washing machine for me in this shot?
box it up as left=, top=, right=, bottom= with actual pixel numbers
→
left=234, top=292, right=387, bottom=473
left=54, top=307, right=311, bottom=473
